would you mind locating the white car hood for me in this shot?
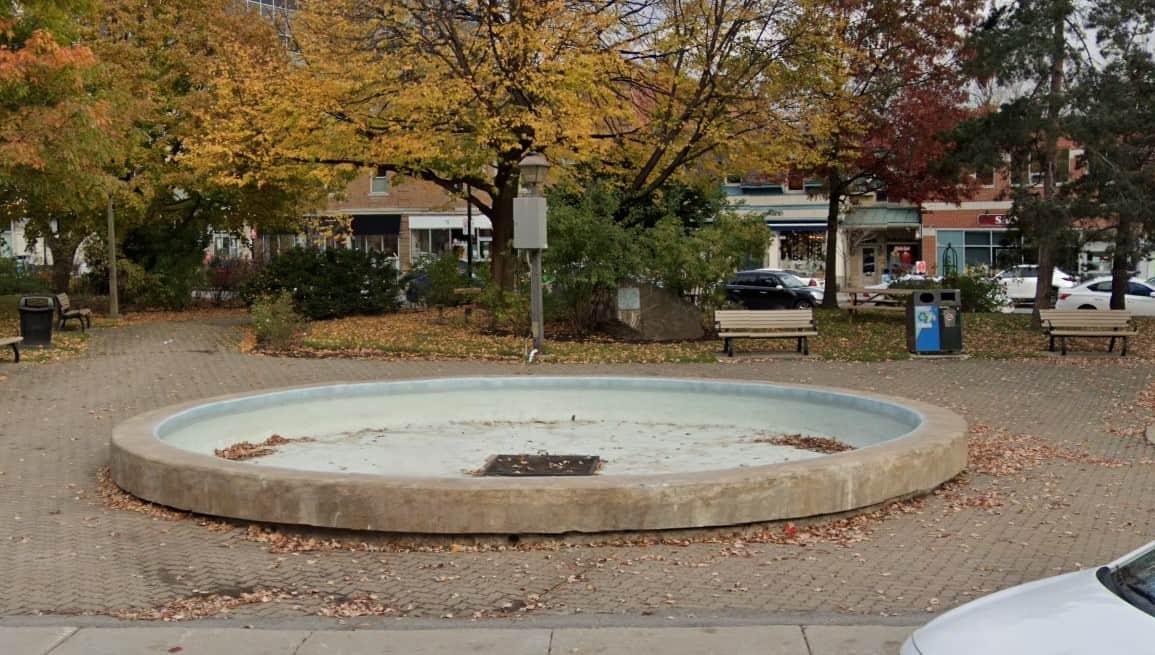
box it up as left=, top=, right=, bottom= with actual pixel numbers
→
left=910, top=569, right=1155, bottom=654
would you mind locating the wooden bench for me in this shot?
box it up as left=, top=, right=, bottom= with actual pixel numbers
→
left=54, top=293, right=92, bottom=331
left=1039, top=309, right=1137, bottom=356
left=715, top=309, right=818, bottom=356
left=0, top=336, right=21, bottom=362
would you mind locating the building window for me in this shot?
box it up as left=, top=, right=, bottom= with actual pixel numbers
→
left=352, top=234, right=398, bottom=257
left=778, top=231, right=825, bottom=269
left=411, top=229, right=453, bottom=261
left=370, top=167, right=389, bottom=195
left=938, top=230, right=1018, bottom=272
left=976, top=165, right=996, bottom=187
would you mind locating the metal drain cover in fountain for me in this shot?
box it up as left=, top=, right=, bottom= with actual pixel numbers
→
left=480, top=454, right=602, bottom=477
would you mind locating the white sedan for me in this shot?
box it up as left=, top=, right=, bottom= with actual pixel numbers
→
left=1055, top=276, right=1155, bottom=316
left=994, top=265, right=1077, bottom=302
left=903, top=539, right=1155, bottom=654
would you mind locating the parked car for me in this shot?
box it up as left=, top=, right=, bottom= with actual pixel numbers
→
left=766, top=268, right=823, bottom=288
left=902, top=538, right=1155, bottom=654
left=724, top=270, right=821, bottom=309
left=994, top=265, right=1077, bottom=302
left=1055, top=276, right=1155, bottom=316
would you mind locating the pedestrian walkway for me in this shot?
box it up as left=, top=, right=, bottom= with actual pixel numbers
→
left=1, top=319, right=1153, bottom=620
left=0, top=624, right=913, bottom=654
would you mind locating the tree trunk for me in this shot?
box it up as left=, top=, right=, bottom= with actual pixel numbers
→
left=488, top=160, right=521, bottom=291
left=1110, top=213, right=1133, bottom=310
left=1031, top=4, right=1068, bottom=326
left=820, top=173, right=841, bottom=308
left=489, top=189, right=515, bottom=290
left=46, top=233, right=82, bottom=293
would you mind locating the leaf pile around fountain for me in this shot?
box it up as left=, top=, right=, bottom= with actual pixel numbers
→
left=214, top=434, right=314, bottom=460
left=753, top=434, right=855, bottom=454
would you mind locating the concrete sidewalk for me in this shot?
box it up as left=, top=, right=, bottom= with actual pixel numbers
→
left=0, top=624, right=913, bottom=654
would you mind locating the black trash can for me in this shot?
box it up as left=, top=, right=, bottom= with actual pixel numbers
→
left=18, top=295, right=55, bottom=346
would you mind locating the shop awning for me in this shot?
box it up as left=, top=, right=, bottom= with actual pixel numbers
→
left=765, top=222, right=826, bottom=232
left=350, top=214, right=401, bottom=235
left=845, top=206, right=920, bottom=227
left=408, top=214, right=493, bottom=230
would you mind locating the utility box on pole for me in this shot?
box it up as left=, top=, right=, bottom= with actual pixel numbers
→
left=513, top=196, right=548, bottom=250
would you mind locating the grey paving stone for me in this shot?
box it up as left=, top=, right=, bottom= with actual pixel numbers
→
left=804, top=625, right=913, bottom=654
left=295, top=628, right=551, bottom=654
left=0, top=627, right=76, bottom=655
left=47, top=627, right=310, bottom=655
left=2, top=319, right=1154, bottom=620
left=549, top=626, right=808, bottom=655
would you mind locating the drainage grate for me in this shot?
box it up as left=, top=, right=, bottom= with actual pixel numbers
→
left=479, top=454, right=602, bottom=477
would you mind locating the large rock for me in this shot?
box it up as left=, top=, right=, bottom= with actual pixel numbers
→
left=615, top=282, right=705, bottom=341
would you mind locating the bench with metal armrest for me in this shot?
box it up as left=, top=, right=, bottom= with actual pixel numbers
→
left=55, top=293, right=92, bottom=331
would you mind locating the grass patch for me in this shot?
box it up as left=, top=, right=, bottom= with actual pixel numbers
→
left=268, top=306, right=1155, bottom=364
left=0, top=294, right=90, bottom=363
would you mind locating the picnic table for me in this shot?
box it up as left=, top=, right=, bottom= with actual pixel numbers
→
left=843, top=287, right=915, bottom=321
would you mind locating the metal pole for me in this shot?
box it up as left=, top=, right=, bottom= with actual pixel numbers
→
left=529, top=248, right=544, bottom=351
left=106, top=195, right=119, bottom=319
left=465, top=184, right=473, bottom=279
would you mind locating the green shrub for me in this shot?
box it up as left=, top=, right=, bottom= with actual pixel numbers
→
left=241, top=247, right=400, bottom=320
left=117, top=258, right=205, bottom=310
left=543, top=184, right=637, bottom=332
left=251, top=290, right=302, bottom=348
left=888, top=270, right=1007, bottom=313
left=0, top=258, right=50, bottom=294
left=412, top=252, right=469, bottom=307
left=476, top=267, right=531, bottom=335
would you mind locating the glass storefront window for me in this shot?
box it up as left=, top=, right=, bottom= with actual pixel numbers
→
left=778, top=231, right=825, bottom=271
left=938, top=229, right=1020, bottom=273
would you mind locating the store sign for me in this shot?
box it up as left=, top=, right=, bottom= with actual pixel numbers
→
left=978, top=213, right=1011, bottom=226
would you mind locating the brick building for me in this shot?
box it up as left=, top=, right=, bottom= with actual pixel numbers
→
left=250, top=169, right=490, bottom=272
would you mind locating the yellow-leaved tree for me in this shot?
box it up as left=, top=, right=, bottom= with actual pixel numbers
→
left=187, top=0, right=827, bottom=287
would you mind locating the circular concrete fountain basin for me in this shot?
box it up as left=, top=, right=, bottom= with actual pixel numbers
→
left=110, top=377, right=966, bottom=534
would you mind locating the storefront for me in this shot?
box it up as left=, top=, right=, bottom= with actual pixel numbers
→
left=408, top=214, right=492, bottom=266
left=844, top=205, right=922, bottom=287
left=768, top=223, right=827, bottom=274
left=920, top=205, right=1019, bottom=276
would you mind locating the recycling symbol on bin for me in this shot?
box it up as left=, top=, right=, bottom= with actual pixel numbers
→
left=916, top=309, right=935, bottom=329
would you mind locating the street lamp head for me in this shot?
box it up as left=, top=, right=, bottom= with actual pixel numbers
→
left=518, top=151, right=551, bottom=193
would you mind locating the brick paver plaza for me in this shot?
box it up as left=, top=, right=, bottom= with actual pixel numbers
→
left=2, top=318, right=1154, bottom=627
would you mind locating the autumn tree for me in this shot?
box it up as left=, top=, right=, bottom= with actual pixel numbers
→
left=0, top=0, right=332, bottom=293
left=797, top=0, right=979, bottom=307
left=187, top=0, right=818, bottom=289
left=0, top=0, right=112, bottom=286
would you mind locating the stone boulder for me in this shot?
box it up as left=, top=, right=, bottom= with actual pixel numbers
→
left=614, top=282, right=705, bottom=341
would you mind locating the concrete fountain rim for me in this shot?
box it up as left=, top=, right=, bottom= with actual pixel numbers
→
left=109, top=375, right=967, bottom=534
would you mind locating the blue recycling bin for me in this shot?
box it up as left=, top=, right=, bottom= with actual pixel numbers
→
left=906, top=290, right=962, bottom=355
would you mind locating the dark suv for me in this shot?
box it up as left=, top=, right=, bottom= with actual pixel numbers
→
left=725, top=270, right=818, bottom=310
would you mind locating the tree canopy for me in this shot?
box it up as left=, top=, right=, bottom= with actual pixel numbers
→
left=187, top=0, right=823, bottom=287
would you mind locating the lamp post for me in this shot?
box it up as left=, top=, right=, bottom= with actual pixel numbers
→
left=515, top=152, right=550, bottom=352
left=107, top=195, right=119, bottom=319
